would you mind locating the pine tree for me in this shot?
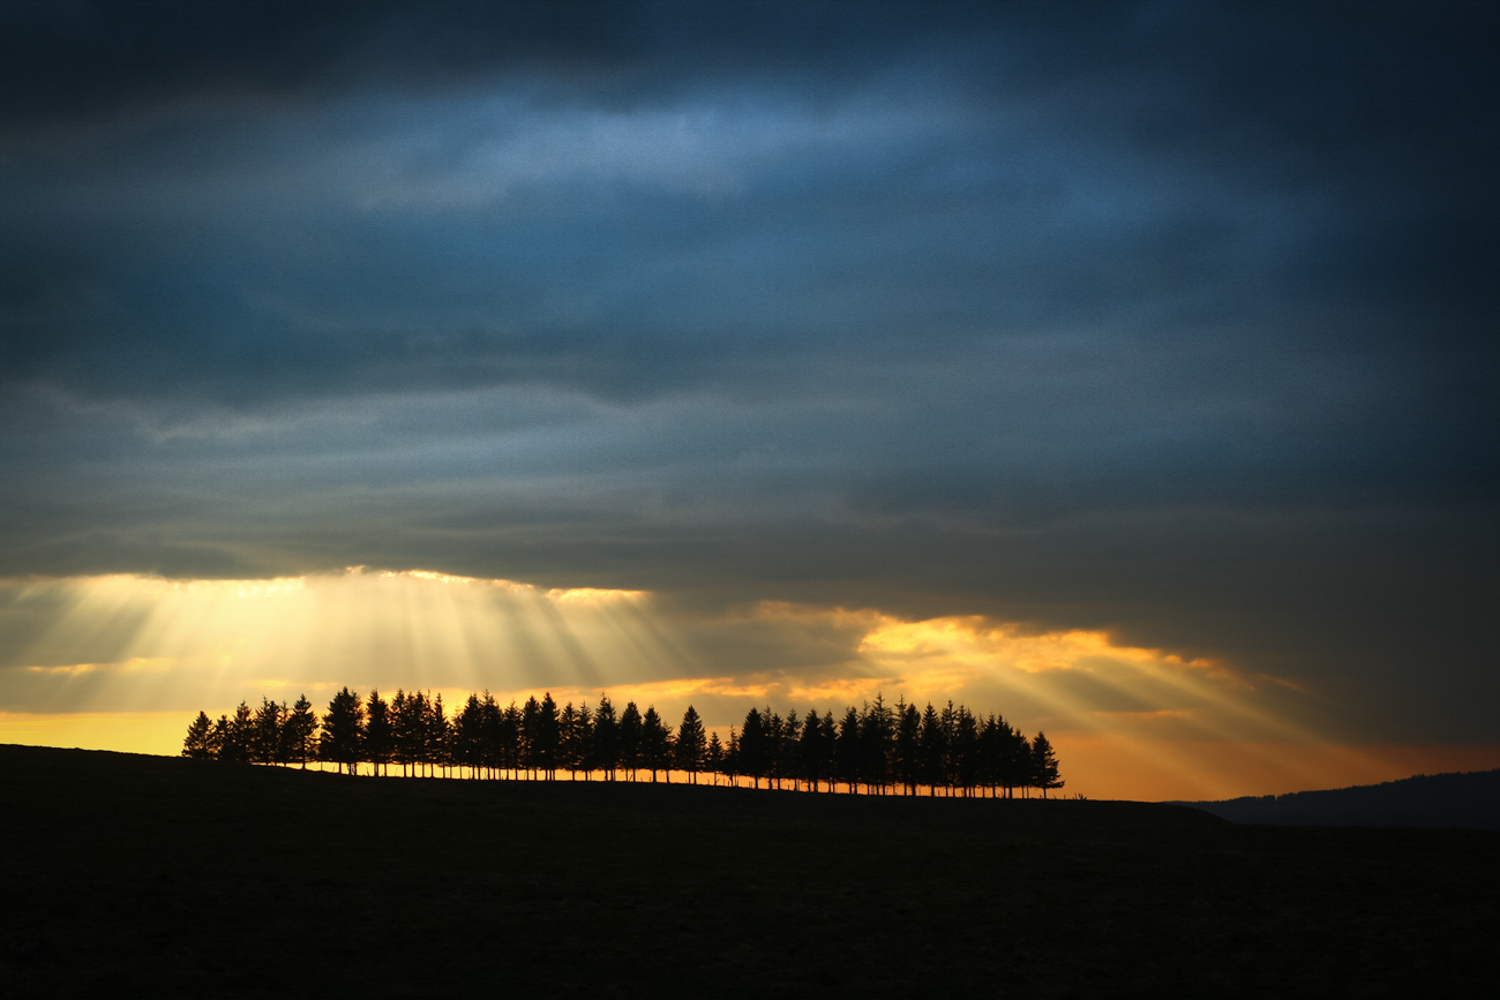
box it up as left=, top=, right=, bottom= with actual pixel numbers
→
left=209, top=715, right=229, bottom=760
left=591, top=694, right=619, bottom=780
left=498, top=700, right=523, bottom=778
left=1030, top=731, right=1063, bottom=798
left=535, top=693, right=560, bottom=779
left=251, top=697, right=286, bottom=764
left=181, top=711, right=214, bottom=759
left=675, top=705, right=707, bottom=783
left=319, top=687, right=364, bottom=775
left=455, top=693, right=485, bottom=777
left=705, top=731, right=725, bottom=785
left=428, top=692, right=451, bottom=777
left=1006, top=729, right=1031, bottom=798
left=221, top=702, right=254, bottom=763
left=520, top=696, right=541, bottom=778
left=739, top=707, right=767, bottom=789
left=835, top=706, right=860, bottom=793
left=479, top=692, right=503, bottom=779
left=919, top=703, right=944, bottom=795
left=641, top=705, right=673, bottom=783
left=365, top=690, right=392, bottom=776
left=618, top=701, right=643, bottom=780
left=858, top=695, right=894, bottom=794
left=952, top=705, right=980, bottom=797
left=559, top=701, right=582, bottom=778
left=797, top=710, right=824, bottom=792
left=895, top=701, right=921, bottom=795
left=283, top=694, right=318, bottom=768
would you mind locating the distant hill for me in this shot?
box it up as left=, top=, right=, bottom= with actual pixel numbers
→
left=1178, top=769, right=1500, bottom=830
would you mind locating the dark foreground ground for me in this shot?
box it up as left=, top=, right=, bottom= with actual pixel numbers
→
left=2, top=746, right=1495, bottom=998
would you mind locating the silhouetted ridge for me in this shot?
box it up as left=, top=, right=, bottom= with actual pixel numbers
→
left=1179, top=769, right=1500, bottom=831
left=183, top=689, right=1065, bottom=797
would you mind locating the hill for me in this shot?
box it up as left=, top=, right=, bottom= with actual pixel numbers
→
left=1, top=744, right=1496, bottom=997
left=1179, top=769, right=1500, bottom=830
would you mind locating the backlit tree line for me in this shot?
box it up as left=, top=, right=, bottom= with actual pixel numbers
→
left=183, top=689, right=1064, bottom=797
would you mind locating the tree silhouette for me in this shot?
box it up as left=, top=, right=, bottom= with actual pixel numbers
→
left=221, top=702, right=254, bottom=763
left=364, top=690, right=392, bottom=776
left=675, top=705, right=706, bottom=783
left=797, top=710, right=826, bottom=792
left=1030, top=732, right=1064, bottom=798
left=250, top=697, right=286, bottom=764
left=705, top=730, right=725, bottom=785
left=858, top=695, right=894, bottom=794
left=184, top=686, right=1062, bottom=795
left=283, top=694, right=318, bottom=768
left=739, top=707, right=768, bottom=789
left=457, top=693, right=487, bottom=778
left=895, top=701, right=921, bottom=795
left=835, top=706, right=860, bottom=794
left=319, top=687, right=364, bottom=775
left=428, top=693, right=451, bottom=777
left=591, top=694, right=619, bottom=780
left=618, top=701, right=643, bottom=781
left=641, top=705, right=673, bottom=783
left=520, top=696, right=541, bottom=779
left=919, top=702, right=944, bottom=796
left=181, top=711, right=215, bottom=759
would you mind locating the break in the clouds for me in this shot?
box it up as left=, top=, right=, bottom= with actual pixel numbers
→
left=0, top=3, right=1497, bottom=769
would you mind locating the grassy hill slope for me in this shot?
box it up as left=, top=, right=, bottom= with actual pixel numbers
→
left=1179, top=769, right=1500, bottom=830
left=1, top=744, right=1495, bottom=997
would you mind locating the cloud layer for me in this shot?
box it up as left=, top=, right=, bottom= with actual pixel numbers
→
left=1, top=3, right=1496, bottom=763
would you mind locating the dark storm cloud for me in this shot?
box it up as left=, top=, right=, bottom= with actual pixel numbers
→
left=0, top=2, right=1496, bottom=739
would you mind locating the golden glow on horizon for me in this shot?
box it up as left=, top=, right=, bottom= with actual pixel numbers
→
left=3, top=572, right=1489, bottom=800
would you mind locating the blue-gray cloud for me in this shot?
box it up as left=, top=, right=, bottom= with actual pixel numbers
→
left=0, top=1, right=1496, bottom=740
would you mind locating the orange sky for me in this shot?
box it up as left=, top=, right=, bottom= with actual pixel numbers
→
left=3, top=569, right=1495, bottom=801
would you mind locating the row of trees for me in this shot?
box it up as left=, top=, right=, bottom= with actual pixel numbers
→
left=183, top=690, right=1064, bottom=797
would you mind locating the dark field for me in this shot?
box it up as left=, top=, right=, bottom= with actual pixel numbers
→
left=2, top=745, right=1495, bottom=998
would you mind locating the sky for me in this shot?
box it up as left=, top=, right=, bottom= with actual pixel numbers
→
left=1, top=1, right=1496, bottom=800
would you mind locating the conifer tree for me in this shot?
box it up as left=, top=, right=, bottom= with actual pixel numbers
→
left=498, top=701, right=523, bottom=778
left=858, top=695, right=895, bottom=794
left=428, top=693, right=450, bottom=777
left=835, top=706, right=860, bottom=793
left=283, top=694, right=318, bottom=768
left=222, top=702, right=255, bottom=763
left=797, top=710, right=825, bottom=792
left=953, top=705, right=980, bottom=797
left=250, top=697, right=286, bottom=764
left=405, top=691, right=433, bottom=776
left=739, top=707, right=767, bottom=789
left=559, top=701, right=582, bottom=778
left=591, top=694, right=619, bottom=780
left=705, top=730, right=725, bottom=785
left=391, top=689, right=420, bottom=776
left=209, top=714, right=230, bottom=760
left=1005, top=729, right=1031, bottom=798
left=457, top=693, right=486, bottom=777
left=895, top=701, right=921, bottom=795
left=641, top=705, right=673, bottom=782
left=778, top=710, right=800, bottom=790
left=365, top=690, right=392, bottom=776
left=675, top=705, right=707, bottom=783
left=520, top=696, right=541, bottom=778
left=181, top=711, right=215, bottom=759
left=479, top=692, right=503, bottom=778
left=618, top=700, right=643, bottom=780
left=535, top=693, right=560, bottom=779
left=1030, top=731, right=1063, bottom=798
left=919, top=703, right=944, bottom=795
left=319, top=687, right=364, bottom=775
